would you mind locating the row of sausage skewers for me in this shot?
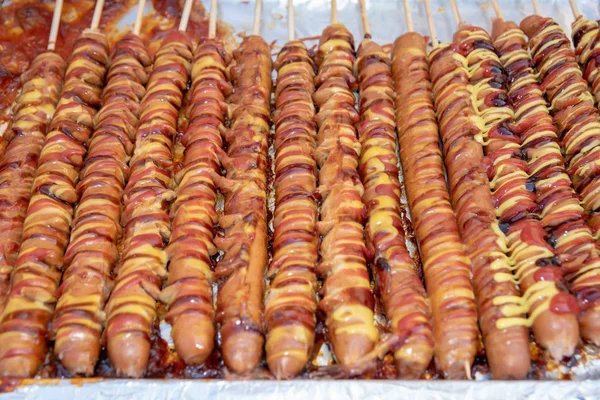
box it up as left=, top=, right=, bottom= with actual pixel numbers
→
left=1, top=0, right=600, bottom=381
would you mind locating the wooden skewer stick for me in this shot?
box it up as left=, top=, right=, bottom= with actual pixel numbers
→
left=90, top=0, right=105, bottom=31
left=491, top=0, right=503, bottom=20
left=331, top=0, right=337, bottom=24
left=288, top=0, right=295, bottom=41
left=359, top=0, right=370, bottom=37
left=253, top=0, right=262, bottom=35
left=47, top=0, right=64, bottom=51
left=424, top=0, right=438, bottom=47
left=403, top=0, right=414, bottom=33
left=449, top=0, right=462, bottom=27
left=532, top=0, right=542, bottom=16
left=134, top=0, right=146, bottom=36
left=569, top=0, right=582, bottom=18
left=179, top=0, right=194, bottom=31
left=209, top=0, right=218, bottom=39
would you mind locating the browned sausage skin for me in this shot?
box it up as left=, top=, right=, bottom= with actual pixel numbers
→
left=213, top=35, right=271, bottom=374
left=103, top=31, right=192, bottom=377
left=428, top=38, right=531, bottom=379
left=0, top=29, right=109, bottom=378
left=392, top=32, right=478, bottom=379
left=357, top=36, right=433, bottom=378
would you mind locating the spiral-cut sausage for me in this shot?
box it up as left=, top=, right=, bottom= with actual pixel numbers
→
left=356, top=37, right=432, bottom=378
left=160, top=38, right=231, bottom=366
left=213, top=35, right=271, bottom=374
left=103, top=31, right=192, bottom=378
left=0, top=52, right=66, bottom=302
left=0, top=30, right=109, bottom=378
left=50, top=33, right=151, bottom=376
left=521, top=15, right=600, bottom=345
left=392, top=32, right=478, bottom=379
left=455, top=24, right=579, bottom=360
left=572, top=16, right=600, bottom=238
left=313, top=24, right=378, bottom=367
left=428, top=41, right=530, bottom=379
left=265, top=40, right=318, bottom=379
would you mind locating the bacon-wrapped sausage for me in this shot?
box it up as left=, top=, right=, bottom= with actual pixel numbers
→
left=160, top=38, right=231, bottom=366
left=356, top=37, right=432, bottom=378
left=103, top=31, right=192, bottom=377
left=428, top=41, right=530, bottom=379
left=392, top=32, right=478, bottom=379
left=521, top=15, right=600, bottom=345
left=265, top=40, right=318, bottom=379
left=455, top=24, right=580, bottom=360
left=313, top=24, right=378, bottom=367
left=0, top=52, right=66, bottom=302
left=571, top=16, right=600, bottom=238
left=0, top=30, right=109, bottom=378
left=213, top=35, right=271, bottom=374
left=50, top=33, right=151, bottom=376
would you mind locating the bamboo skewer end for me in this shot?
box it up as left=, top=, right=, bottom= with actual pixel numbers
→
left=47, top=0, right=64, bottom=51
left=178, top=0, right=194, bottom=32
left=90, top=0, right=105, bottom=31
left=253, top=0, right=262, bottom=35
left=209, top=0, right=218, bottom=39
left=133, top=0, right=146, bottom=36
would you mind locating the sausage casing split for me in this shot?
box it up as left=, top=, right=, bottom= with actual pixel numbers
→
left=51, top=33, right=151, bottom=376
left=265, top=40, right=318, bottom=379
left=0, top=30, right=109, bottom=378
left=357, top=36, right=433, bottom=378
left=160, top=38, right=231, bottom=366
left=0, top=52, right=66, bottom=302
left=522, top=15, right=600, bottom=345
left=429, top=41, right=531, bottom=379
left=313, top=24, right=378, bottom=367
left=392, top=32, right=478, bottom=379
left=214, top=35, right=271, bottom=374
left=103, top=32, right=192, bottom=377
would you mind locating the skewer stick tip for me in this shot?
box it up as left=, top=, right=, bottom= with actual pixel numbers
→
left=359, top=0, right=370, bottom=37
left=47, top=0, right=64, bottom=51
left=288, top=0, right=295, bottom=41
left=209, top=0, right=218, bottom=38
left=253, top=0, right=262, bottom=35
left=532, top=0, right=542, bottom=16
left=133, top=0, right=146, bottom=36
left=569, top=0, right=582, bottom=18
left=178, top=0, right=193, bottom=32
left=90, top=0, right=105, bottom=31
left=423, top=0, right=438, bottom=47
left=331, top=0, right=337, bottom=24
left=491, top=0, right=503, bottom=20
left=449, top=0, right=462, bottom=27
left=402, top=0, right=414, bottom=33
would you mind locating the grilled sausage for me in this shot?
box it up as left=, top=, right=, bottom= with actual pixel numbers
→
left=213, top=35, right=271, bottom=374
left=265, top=39, right=318, bottom=379
left=313, top=23, right=378, bottom=367
left=521, top=14, right=600, bottom=346
left=160, top=37, right=231, bottom=366
left=357, top=36, right=433, bottom=378
left=428, top=39, right=531, bottom=379
left=392, top=32, right=478, bottom=379
left=0, top=52, right=66, bottom=303
left=103, top=31, right=192, bottom=377
left=51, top=33, right=151, bottom=376
left=0, top=29, right=109, bottom=378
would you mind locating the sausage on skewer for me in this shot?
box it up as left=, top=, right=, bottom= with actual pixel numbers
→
left=265, top=40, right=318, bottom=379
left=521, top=15, right=600, bottom=345
left=313, top=23, right=378, bottom=367
left=213, top=35, right=271, bottom=374
left=103, top=31, right=192, bottom=377
left=428, top=40, right=530, bottom=379
left=0, top=29, right=109, bottom=378
left=0, top=52, right=66, bottom=302
left=455, top=23, right=579, bottom=360
left=160, top=38, right=231, bottom=366
left=357, top=36, right=433, bottom=378
left=50, top=33, right=151, bottom=376
left=392, top=32, right=478, bottom=379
